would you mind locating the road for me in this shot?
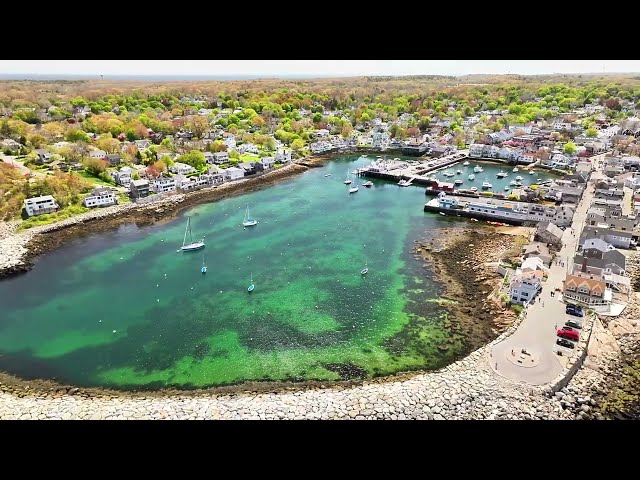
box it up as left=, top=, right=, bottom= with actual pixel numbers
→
left=490, top=154, right=606, bottom=385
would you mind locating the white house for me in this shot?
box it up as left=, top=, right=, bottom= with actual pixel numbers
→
left=169, top=162, right=196, bottom=175
left=225, top=167, right=245, bottom=181
left=276, top=149, right=292, bottom=163
left=89, top=149, right=107, bottom=159
left=237, top=143, right=259, bottom=154
left=509, top=271, right=542, bottom=305
left=83, top=187, right=118, bottom=208
left=24, top=195, right=59, bottom=216
left=152, top=176, right=177, bottom=193
left=260, top=157, right=276, bottom=170
left=111, top=166, right=133, bottom=186
left=210, top=152, right=229, bottom=164
left=372, top=132, right=390, bottom=149
left=223, top=134, right=236, bottom=149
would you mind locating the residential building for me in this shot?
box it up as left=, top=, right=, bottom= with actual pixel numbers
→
left=83, top=187, right=118, bottom=208
left=106, top=154, right=122, bottom=166
left=563, top=272, right=612, bottom=306
left=134, top=139, right=151, bottom=150
left=210, top=152, right=229, bottom=165
left=509, top=271, right=542, bottom=305
left=23, top=195, right=59, bottom=216
left=225, top=167, right=245, bottom=181
left=35, top=149, right=52, bottom=165
left=534, top=222, right=564, bottom=248
left=152, top=176, right=177, bottom=193
left=129, top=179, right=150, bottom=198
left=111, top=166, right=133, bottom=186
left=276, top=149, right=292, bottom=163
left=260, top=157, right=276, bottom=170
left=89, top=149, right=107, bottom=159
left=573, top=250, right=626, bottom=276
left=522, top=241, right=553, bottom=265
left=223, top=134, right=236, bottom=149
left=580, top=227, right=634, bottom=250
left=169, top=162, right=196, bottom=175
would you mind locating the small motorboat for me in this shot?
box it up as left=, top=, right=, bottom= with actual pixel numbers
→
left=474, top=166, right=483, bottom=173
left=454, top=179, right=463, bottom=185
left=470, top=187, right=478, bottom=192
left=504, top=186, right=510, bottom=191
left=481, top=181, right=492, bottom=189
left=325, top=174, right=332, bottom=177
left=515, top=175, right=523, bottom=181
left=468, top=174, right=475, bottom=180
left=456, top=170, right=463, bottom=175
left=470, top=218, right=479, bottom=222
left=439, top=212, right=446, bottom=216
left=463, top=160, right=470, bottom=166
left=496, top=170, right=508, bottom=178
left=513, top=167, right=519, bottom=172
left=363, top=181, right=373, bottom=188
left=529, top=170, right=535, bottom=175
left=248, top=273, right=255, bottom=293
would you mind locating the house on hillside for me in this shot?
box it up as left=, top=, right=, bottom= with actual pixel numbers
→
left=534, top=222, right=564, bottom=249
left=23, top=195, right=59, bottom=216
left=83, top=187, right=118, bottom=208
left=129, top=179, right=150, bottom=198
left=509, top=271, right=543, bottom=305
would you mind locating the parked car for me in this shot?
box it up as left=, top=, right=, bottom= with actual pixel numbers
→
left=566, top=304, right=584, bottom=317
left=556, top=338, right=575, bottom=349
left=565, top=320, right=582, bottom=330
left=557, top=328, right=579, bottom=341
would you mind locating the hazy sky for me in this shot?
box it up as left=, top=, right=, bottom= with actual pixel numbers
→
left=1, top=60, right=639, bottom=77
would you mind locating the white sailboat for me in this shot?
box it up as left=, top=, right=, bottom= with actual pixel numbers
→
left=201, top=254, right=207, bottom=273
left=513, top=166, right=519, bottom=172
left=344, top=170, right=352, bottom=184
left=180, top=217, right=205, bottom=252
left=242, top=205, right=258, bottom=227
left=349, top=180, right=359, bottom=193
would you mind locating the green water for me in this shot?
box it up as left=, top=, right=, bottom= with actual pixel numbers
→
left=0, top=155, right=495, bottom=390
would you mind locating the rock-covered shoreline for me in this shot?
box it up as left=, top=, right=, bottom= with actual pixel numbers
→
left=0, top=162, right=307, bottom=278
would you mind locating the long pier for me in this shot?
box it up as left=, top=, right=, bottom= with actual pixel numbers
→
left=355, top=152, right=468, bottom=184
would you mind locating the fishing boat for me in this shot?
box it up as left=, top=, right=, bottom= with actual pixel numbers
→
left=242, top=205, right=258, bottom=227
left=361, top=260, right=368, bottom=275
left=496, top=170, right=508, bottom=178
left=468, top=174, right=476, bottom=180
left=454, top=179, right=463, bottom=185
left=349, top=181, right=359, bottom=193
left=513, top=166, right=519, bottom=172
left=473, top=165, right=484, bottom=173
left=363, top=180, right=373, bottom=188
left=470, top=187, right=478, bottom=192
left=180, top=217, right=205, bottom=252
left=247, top=273, right=255, bottom=292
left=463, top=160, right=470, bottom=166
left=481, top=180, right=492, bottom=190
left=201, top=254, right=207, bottom=274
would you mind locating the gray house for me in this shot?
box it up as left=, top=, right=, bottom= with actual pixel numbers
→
left=535, top=222, right=564, bottom=248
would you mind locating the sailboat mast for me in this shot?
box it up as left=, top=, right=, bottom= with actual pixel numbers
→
left=182, top=218, right=189, bottom=247
left=188, top=217, right=194, bottom=244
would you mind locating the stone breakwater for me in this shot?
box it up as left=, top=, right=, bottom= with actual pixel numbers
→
left=0, top=338, right=576, bottom=420
left=0, top=162, right=304, bottom=278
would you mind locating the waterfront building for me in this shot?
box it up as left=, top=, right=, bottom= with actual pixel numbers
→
left=83, top=187, right=118, bottom=208
left=23, top=195, right=59, bottom=216
left=225, top=167, right=245, bottom=181
left=129, top=179, right=150, bottom=198
left=169, top=162, right=196, bottom=175
left=509, top=271, right=542, bottom=305
left=152, top=176, right=177, bottom=194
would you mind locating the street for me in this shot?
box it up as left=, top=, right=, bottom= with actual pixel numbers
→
left=490, top=154, right=606, bottom=385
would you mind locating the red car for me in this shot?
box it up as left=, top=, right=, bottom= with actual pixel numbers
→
left=557, top=328, right=579, bottom=342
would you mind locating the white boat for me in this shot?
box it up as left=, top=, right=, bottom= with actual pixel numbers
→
left=504, top=186, right=510, bottom=191
left=529, top=170, right=535, bottom=175
left=513, top=167, right=519, bottom=172
left=470, top=218, right=478, bottom=222
left=439, top=212, right=446, bottom=216
left=463, top=161, right=470, bottom=166
left=515, top=175, right=523, bottom=181
left=325, top=174, right=331, bottom=177
left=509, top=180, right=517, bottom=185
left=454, top=179, right=463, bottom=185
left=456, top=170, right=463, bottom=175
left=201, top=254, right=207, bottom=274
left=514, top=181, right=523, bottom=187
left=349, top=181, right=359, bottom=193
left=470, top=187, right=478, bottom=192
left=443, top=171, right=455, bottom=177
left=180, top=217, right=205, bottom=252
left=363, top=181, right=373, bottom=188
left=361, top=260, right=368, bottom=275
left=473, top=166, right=483, bottom=173
left=242, top=205, right=258, bottom=227
left=468, top=174, right=475, bottom=180
left=248, top=272, right=254, bottom=292
left=496, top=170, right=508, bottom=178
left=344, top=170, right=352, bottom=184
left=481, top=180, right=492, bottom=190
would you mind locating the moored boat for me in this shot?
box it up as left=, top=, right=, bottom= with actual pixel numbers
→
left=180, top=217, right=205, bottom=252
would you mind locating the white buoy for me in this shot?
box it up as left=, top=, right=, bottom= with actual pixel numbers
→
left=157, top=299, right=160, bottom=302
left=113, top=330, right=117, bottom=334
left=98, top=320, right=102, bottom=323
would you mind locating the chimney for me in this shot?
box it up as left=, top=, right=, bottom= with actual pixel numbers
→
left=581, top=256, right=588, bottom=273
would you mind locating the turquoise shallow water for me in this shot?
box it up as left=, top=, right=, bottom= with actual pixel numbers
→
left=0, top=155, right=548, bottom=390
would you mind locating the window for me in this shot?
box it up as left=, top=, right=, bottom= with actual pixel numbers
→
left=521, top=292, right=529, bottom=297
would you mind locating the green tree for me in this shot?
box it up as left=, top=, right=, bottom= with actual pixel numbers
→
left=177, top=150, right=206, bottom=170
left=564, top=142, right=577, bottom=155
left=291, top=138, right=305, bottom=151
left=585, top=128, right=598, bottom=138
left=65, top=129, right=90, bottom=143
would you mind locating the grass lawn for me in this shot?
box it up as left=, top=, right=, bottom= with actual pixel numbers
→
left=75, top=169, right=115, bottom=187
left=19, top=204, right=91, bottom=230
left=239, top=154, right=260, bottom=163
